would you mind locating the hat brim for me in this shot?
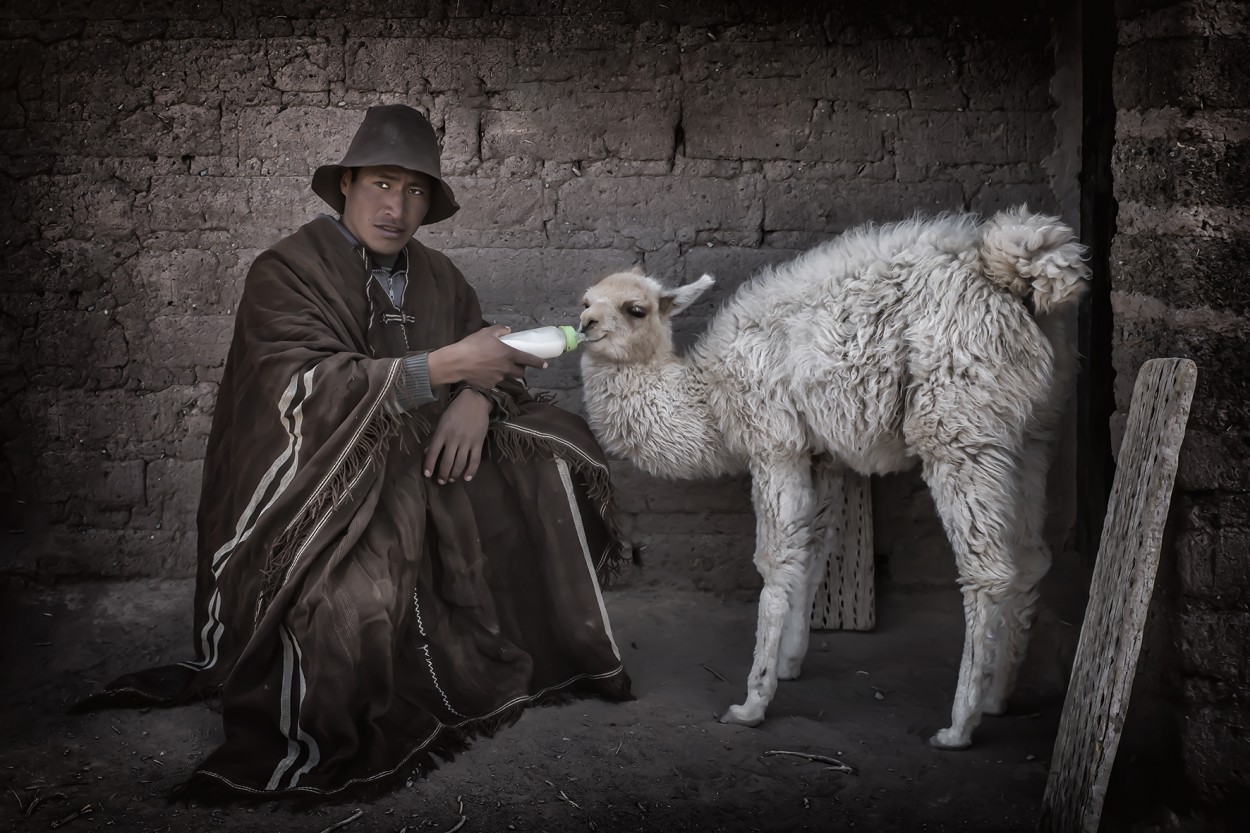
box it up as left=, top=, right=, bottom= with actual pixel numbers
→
left=311, top=164, right=460, bottom=225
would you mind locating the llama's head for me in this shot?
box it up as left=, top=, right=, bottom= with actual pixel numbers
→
left=578, top=267, right=715, bottom=364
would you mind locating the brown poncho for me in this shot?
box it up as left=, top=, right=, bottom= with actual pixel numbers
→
left=78, top=216, right=632, bottom=798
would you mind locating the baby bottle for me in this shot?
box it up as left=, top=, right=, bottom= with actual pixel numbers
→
left=498, top=325, right=584, bottom=360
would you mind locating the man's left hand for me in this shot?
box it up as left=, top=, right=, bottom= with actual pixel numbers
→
left=424, top=389, right=492, bottom=485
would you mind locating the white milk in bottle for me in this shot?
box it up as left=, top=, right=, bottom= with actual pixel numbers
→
left=498, top=325, right=584, bottom=360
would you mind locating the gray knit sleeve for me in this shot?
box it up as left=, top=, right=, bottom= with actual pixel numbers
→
left=392, top=352, right=437, bottom=412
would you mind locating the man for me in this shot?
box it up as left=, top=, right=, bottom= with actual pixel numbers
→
left=77, top=105, right=632, bottom=798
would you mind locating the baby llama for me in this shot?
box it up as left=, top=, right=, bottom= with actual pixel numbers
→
left=577, top=206, right=1090, bottom=749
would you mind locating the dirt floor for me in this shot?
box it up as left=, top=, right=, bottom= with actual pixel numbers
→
left=0, top=567, right=1081, bottom=833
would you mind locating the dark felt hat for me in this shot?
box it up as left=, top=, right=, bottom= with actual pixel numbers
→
left=312, top=105, right=460, bottom=224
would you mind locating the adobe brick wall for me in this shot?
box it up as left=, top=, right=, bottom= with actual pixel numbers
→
left=1110, top=0, right=1250, bottom=805
left=0, top=1, right=1076, bottom=593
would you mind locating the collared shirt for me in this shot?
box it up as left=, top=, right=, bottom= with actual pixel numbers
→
left=324, top=214, right=434, bottom=412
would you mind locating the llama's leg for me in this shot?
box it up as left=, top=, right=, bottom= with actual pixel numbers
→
left=921, top=448, right=1023, bottom=750
left=777, top=457, right=842, bottom=680
left=721, top=457, right=815, bottom=726
left=983, top=312, right=1075, bottom=714
left=981, top=434, right=1053, bottom=715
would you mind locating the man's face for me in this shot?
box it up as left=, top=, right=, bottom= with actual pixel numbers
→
left=339, top=165, right=433, bottom=256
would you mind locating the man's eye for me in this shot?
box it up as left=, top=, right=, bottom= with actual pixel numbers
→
left=376, top=181, right=390, bottom=189
left=409, top=188, right=425, bottom=196
left=627, top=307, right=646, bottom=319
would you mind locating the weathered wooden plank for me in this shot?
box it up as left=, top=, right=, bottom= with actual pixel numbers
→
left=809, top=469, right=876, bottom=631
left=1039, top=358, right=1198, bottom=833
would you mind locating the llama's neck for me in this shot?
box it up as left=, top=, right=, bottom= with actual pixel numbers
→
left=580, top=354, right=739, bottom=481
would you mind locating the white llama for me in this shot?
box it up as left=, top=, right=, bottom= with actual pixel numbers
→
left=577, top=206, right=1090, bottom=749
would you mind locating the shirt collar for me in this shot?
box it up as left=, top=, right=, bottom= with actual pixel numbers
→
left=322, top=213, right=408, bottom=273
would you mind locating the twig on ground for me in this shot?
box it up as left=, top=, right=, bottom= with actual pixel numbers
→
left=440, top=816, right=466, bottom=833
left=456, top=795, right=463, bottom=815
left=763, top=749, right=856, bottom=774
left=24, top=788, right=45, bottom=818
left=557, top=789, right=582, bottom=809
left=700, top=663, right=728, bottom=682
left=49, top=804, right=93, bottom=828
left=316, top=808, right=364, bottom=833
left=9, top=788, right=24, bottom=814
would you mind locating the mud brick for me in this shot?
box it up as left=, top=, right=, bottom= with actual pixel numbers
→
left=246, top=176, right=327, bottom=232
left=483, top=91, right=679, bottom=163
left=1112, top=303, right=1250, bottom=432
left=439, top=176, right=546, bottom=232
left=895, top=110, right=1053, bottom=173
left=685, top=85, right=889, bottom=163
left=513, top=41, right=679, bottom=86
left=128, top=314, right=233, bottom=372
left=679, top=41, right=828, bottom=93
left=21, top=174, right=138, bottom=241
left=764, top=178, right=963, bottom=233
left=1111, top=233, right=1250, bottom=315
left=1115, top=38, right=1206, bottom=110
left=37, top=454, right=144, bottom=509
left=448, top=246, right=629, bottom=318
left=869, top=38, right=959, bottom=90
left=1179, top=610, right=1250, bottom=682
left=347, top=37, right=514, bottom=93
left=235, top=106, right=362, bottom=176
left=128, top=248, right=227, bottom=313
left=268, top=38, right=336, bottom=93
left=132, top=457, right=202, bottom=532
left=32, top=311, right=128, bottom=369
left=555, top=175, right=761, bottom=249
left=1179, top=695, right=1250, bottom=801
left=1114, top=137, right=1250, bottom=207
left=1176, top=429, right=1250, bottom=492
left=962, top=38, right=1053, bottom=110
left=141, top=175, right=251, bottom=232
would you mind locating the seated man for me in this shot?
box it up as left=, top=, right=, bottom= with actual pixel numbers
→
left=78, top=105, right=632, bottom=799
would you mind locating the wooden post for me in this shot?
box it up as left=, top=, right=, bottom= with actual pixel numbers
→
left=1039, top=358, right=1198, bottom=833
left=809, top=469, right=876, bottom=631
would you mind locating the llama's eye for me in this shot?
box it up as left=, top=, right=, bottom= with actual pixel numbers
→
left=627, top=306, right=646, bottom=319
left=582, top=301, right=590, bottom=309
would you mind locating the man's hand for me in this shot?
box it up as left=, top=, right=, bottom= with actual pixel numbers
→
left=427, top=325, right=546, bottom=388
left=423, top=389, right=493, bottom=485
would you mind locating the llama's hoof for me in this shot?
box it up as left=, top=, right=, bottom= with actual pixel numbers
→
left=719, top=704, right=765, bottom=727
left=982, top=702, right=1008, bottom=717
left=928, top=729, right=972, bottom=751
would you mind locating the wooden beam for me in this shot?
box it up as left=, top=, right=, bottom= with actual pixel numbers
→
left=809, top=469, right=876, bottom=631
left=1039, top=358, right=1198, bottom=833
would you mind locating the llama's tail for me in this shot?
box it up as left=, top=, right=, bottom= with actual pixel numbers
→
left=978, top=206, right=1091, bottom=314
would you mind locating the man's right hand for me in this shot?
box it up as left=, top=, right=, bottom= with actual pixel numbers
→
left=426, top=325, right=546, bottom=388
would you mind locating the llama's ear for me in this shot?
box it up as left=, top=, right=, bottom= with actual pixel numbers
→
left=659, top=274, right=715, bottom=317
left=628, top=263, right=647, bottom=276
